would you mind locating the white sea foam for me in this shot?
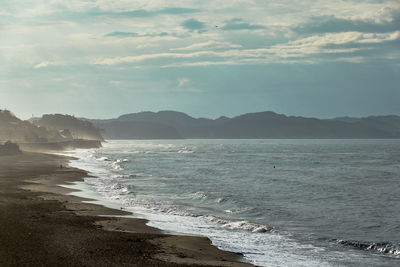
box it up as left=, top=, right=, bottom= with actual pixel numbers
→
left=192, top=191, right=208, bottom=200
left=178, top=146, right=194, bottom=153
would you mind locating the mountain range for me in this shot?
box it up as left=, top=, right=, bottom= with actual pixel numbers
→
left=2, top=109, right=399, bottom=144
left=86, top=111, right=400, bottom=139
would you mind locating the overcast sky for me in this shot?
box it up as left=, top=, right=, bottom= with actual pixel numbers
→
left=1, top=0, right=399, bottom=119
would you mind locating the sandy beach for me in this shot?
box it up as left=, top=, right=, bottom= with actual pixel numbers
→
left=0, top=151, right=252, bottom=267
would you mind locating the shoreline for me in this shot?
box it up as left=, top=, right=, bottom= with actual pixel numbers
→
left=0, top=151, right=252, bottom=266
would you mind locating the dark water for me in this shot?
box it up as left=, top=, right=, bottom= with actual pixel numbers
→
left=70, top=139, right=400, bottom=266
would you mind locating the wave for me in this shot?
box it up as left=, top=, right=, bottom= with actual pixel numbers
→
left=96, top=156, right=110, bottom=161
left=201, top=215, right=273, bottom=233
left=216, top=197, right=226, bottom=203
left=111, top=174, right=137, bottom=179
left=111, top=161, right=122, bottom=170
left=178, top=147, right=194, bottom=153
left=88, top=176, right=274, bottom=235
left=191, top=191, right=208, bottom=200
left=110, top=158, right=129, bottom=170
left=336, top=239, right=400, bottom=256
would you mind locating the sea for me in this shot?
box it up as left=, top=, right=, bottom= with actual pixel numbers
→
left=63, top=139, right=400, bottom=266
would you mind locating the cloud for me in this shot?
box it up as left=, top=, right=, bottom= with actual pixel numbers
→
left=265, top=31, right=400, bottom=60
left=181, top=18, right=206, bottom=31
left=33, top=61, right=60, bottom=69
left=335, top=56, right=364, bottom=63
left=287, top=31, right=400, bottom=47
left=35, top=7, right=200, bottom=22
left=91, top=51, right=220, bottom=65
left=356, top=31, right=400, bottom=43
left=172, top=40, right=242, bottom=51
left=105, top=31, right=139, bottom=38
left=162, top=60, right=241, bottom=68
left=3, top=0, right=399, bottom=73
left=88, top=48, right=302, bottom=66
left=110, top=7, right=200, bottom=17
left=91, top=30, right=400, bottom=67
left=105, top=31, right=171, bottom=38
left=221, top=18, right=266, bottom=31
left=294, top=12, right=400, bottom=34
left=159, top=7, right=200, bottom=15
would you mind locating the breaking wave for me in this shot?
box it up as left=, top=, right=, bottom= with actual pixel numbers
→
left=336, top=239, right=400, bottom=256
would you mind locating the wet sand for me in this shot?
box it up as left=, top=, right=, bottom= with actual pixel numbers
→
left=0, top=151, right=252, bottom=267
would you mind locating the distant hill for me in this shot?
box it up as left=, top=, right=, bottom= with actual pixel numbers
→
left=86, top=111, right=400, bottom=139
left=32, top=114, right=104, bottom=141
left=0, top=110, right=63, bottom=143
left=0, top=110, right=103, bottom=151
left=332, top=115, right=400, bottom=137
left=115, top=111, right=222, bottom=138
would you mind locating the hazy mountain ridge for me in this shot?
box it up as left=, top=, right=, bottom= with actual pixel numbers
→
left=87, top=111, right=400, bottom=139
left=0, top=110, right=103, bottom=150
left=2, top=109, right=399, bottom=142
left=32, top=114, right=104, bottom=141
left=0, top=110, right=64, bottom=143
left=333, top=115, right=400, bottom=136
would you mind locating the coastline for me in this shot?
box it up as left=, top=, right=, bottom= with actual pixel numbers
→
left=0, top=151, right=252, bottom=267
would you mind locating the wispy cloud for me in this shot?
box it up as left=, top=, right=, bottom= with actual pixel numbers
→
left=91, top=51, right=222, bottom=65
left=33, top=61, right=61, bottom=69
left=44, top=7, right=201, bottom=21
left=221, top=18, right=266, bottom=31
left=2, top=2, right=399, bottom=70
left=106, top=7, right=200, bottom=17
left=172, top=41, right=242, bottom=51
left=105, top=31, right=139, bottom=38
left=293, top=10, right=400, bottom=34
left=105, top=31, right=172, bottom=38
left=286, top=31, right=400, bottom=47
left=91, top=30, right=400, bottom=67
left=335, top=56, right=365, bottom=63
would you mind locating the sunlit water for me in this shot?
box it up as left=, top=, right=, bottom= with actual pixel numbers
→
left=65, top=139, right=400, bottom=266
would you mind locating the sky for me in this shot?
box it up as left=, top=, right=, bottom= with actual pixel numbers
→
left=0, top=0, right=399, bottom=119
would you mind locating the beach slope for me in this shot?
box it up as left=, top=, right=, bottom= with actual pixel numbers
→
left=0, top=152, right=251, bottom=267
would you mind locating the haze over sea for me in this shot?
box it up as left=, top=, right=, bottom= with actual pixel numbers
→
left=66, top=139, right=400, bottom=266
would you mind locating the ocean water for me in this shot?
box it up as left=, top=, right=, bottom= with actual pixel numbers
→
left=65, top=139, right=400, bottom=266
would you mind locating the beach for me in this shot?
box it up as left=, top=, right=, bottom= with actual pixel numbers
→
left=0, top=151, right=251, bottom=267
